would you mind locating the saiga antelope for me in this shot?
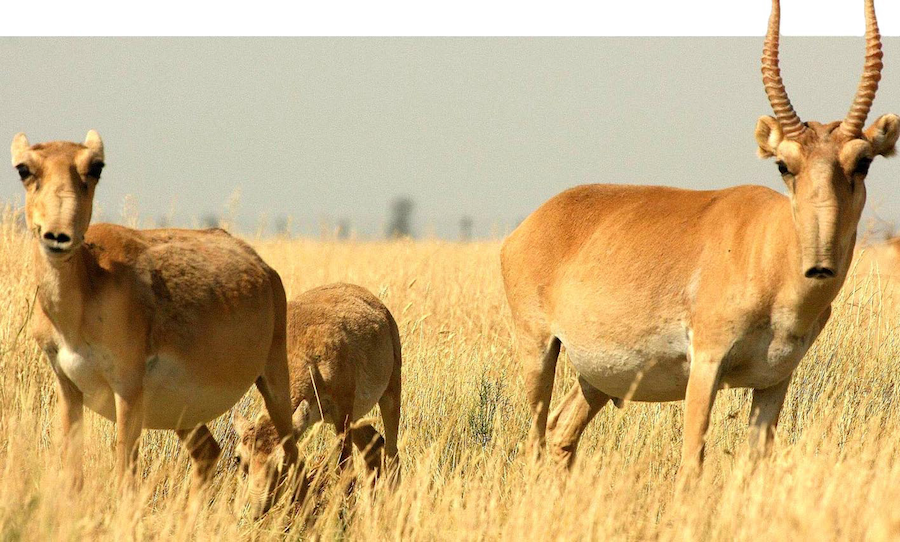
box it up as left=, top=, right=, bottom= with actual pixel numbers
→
left=501, top=0, right=899, bottom=471
left=233, top=283, right=402, bottom=517
left=11, top=132, right=299, bottom=496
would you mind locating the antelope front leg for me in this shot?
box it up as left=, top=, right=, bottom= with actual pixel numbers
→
left=57, top=372, right=84, bottom=487
left=680, top=347, right=725, bottom=474
left=114, top=388, right=144, bottom=485
left=748, top=375, right=791, bottom=460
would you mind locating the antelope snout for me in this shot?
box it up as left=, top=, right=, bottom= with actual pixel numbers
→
left=41, top=229, right=75, bottom=254
left=249, top=499, right=273, bottom=521
left=801, top=244, right=837, bottom=281
left=246, top=475, right=281, bottom=520
left=804, top=266, right=836, bottom=280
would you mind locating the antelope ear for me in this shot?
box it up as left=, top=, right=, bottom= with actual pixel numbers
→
left=755, top=116, right=784, bottom=159
left=11, top=133, right=29, bottom=166
left=232, top=411, right=251, bottom=437
left=83, top=130, right=104, bottom=160
left=863, top=114, right=900, bottom=157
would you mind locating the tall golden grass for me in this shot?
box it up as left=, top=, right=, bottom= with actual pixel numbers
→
left=1, top=204, right=899, bottom=540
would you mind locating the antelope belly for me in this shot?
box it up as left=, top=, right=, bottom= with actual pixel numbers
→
left=143, top=355, right=254, bottom=429
left=560, top=330, right=691, bottom=402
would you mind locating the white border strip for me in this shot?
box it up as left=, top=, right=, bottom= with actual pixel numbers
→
left=2, top=1, right=900, bottom=37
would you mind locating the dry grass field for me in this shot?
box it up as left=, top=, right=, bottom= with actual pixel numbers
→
left=2, top=204, right=900, bottom=541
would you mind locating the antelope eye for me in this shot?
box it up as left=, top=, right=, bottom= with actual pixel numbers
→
left=854, top=157, right=872, bottom=176
left=87, top=161, right=104, bottom=179
left=15, top=164, right=30, bottom=181
left=776, top=161, right=791, bottom=176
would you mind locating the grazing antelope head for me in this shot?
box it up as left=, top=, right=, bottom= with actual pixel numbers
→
left=755, top=0, right=899, bottom=281
left=11, top=131, right=105, bottom=262
left=234, top=412, right=305, bottom=519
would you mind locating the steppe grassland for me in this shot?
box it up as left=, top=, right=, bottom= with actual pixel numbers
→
left=1, top=204, right=899, bottom=540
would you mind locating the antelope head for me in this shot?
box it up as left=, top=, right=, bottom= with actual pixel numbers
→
left=233, top=412, right=306, bottom=519
left=11, top=131, right=105, bottom=262
left=755, top=0, right=899, bottom=281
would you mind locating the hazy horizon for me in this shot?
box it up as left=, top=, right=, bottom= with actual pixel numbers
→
left=3, top=37, right=900, bottom=239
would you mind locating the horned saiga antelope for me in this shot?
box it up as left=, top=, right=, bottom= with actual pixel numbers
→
left=501, top=0, right=899, bottom=471
left=233, top=283, right=402, bottom=517
left=11, top=132, right=299, bottom=495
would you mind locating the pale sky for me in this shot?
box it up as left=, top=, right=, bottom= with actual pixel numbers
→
left=3, top=38, right=900, bottom=238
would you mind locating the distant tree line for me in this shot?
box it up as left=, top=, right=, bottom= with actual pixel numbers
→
left=168, top=195, right=483, bottom=241
left=387, top=196, right=414, bottom=239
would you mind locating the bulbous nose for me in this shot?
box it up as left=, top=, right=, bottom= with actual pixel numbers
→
left=804, top=267, right=836, bottom=280
left=250, top=497, right=273, bottom=520
left=42, top=230, right=74, bottom=252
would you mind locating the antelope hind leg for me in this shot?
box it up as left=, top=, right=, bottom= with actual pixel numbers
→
left=521, top=335, right=561, bottom=460
left=176, top=424, right=222, bottom=495
left=547, top=376, right=610, bottom=468
left=748, top=376, right=791, bottom=460
left=350, top=421, right=386, bottom=472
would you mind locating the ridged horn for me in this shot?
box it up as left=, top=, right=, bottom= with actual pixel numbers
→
left=840, top=0, right=884, bottom=139
left=761, top=0, right=806, bottom=140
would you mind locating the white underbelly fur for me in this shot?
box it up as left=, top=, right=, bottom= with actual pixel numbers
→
left=558, top=321, right=813, bottom=401
left=559, top=327, right=692, bottom=402
left=56, top=344, right=252, bottom=430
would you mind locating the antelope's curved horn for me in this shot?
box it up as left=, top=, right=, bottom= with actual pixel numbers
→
left=840, top=0, right=884, bottom=139
left=762, top=0, right=806, bottom=140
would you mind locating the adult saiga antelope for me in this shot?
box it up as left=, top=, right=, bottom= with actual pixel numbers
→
left=11, top=132, right=298, bottom=493
left=501, top=0, right=899, bottom=471
left=233, top=283, right=402, bottom=517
